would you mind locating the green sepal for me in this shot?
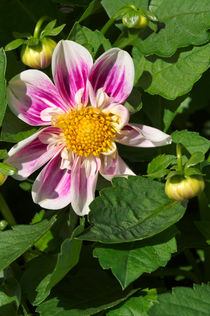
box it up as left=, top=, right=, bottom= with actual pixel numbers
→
left=26, top=38, right=40, bottom=47
left=166, top=170, right=184, bottom=180
left=184, top=167, right=205, bottom=177
left=5, top=39, right=25, bottom=51
left=184, top=152, right=205, bottom=169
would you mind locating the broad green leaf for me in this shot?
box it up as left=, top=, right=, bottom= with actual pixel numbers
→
left=0, top=216, right=57, bottom=271
left=0, top=149, right=7, bottom=159
left=172, top=130, right=210, bottom=155
left=185, top=152, right=205, bottom=169
left=34, top=223, right=84, bottom=305
left=36, top=247, right=137, bottom=316
left=0, top=162, right=17, bottom=176
left=69, top=24, right=111, bottom=57
left=107, top=289, right=157, bottom=316
left=124, top=87, right=142, bottom=113
left=78, top=176, right=186, bottom=243
left=133, top=0, right=210, bottom=57
left=138, top=43, right=210, bottom=100
left=147, top=154, right=177, bottom=177
left=0, top=48, right=7, bottom=126
left=5, top=39, right=25, bottom=51
left=101, top=0, right=149, bottom=17
left=184, top=167, right=204, bottom=177
left=1, top=109, right=37, bottom=143
left=163, top=96, right=191, bottom=132
left=0, top=291, right=17, bottom=316
left=94, top=227, right=177, bottom=289
left=148, top=284, right=210, bottom=316
left=132, top=47, right=145, bottom=85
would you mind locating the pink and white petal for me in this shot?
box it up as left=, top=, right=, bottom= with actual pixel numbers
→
left=102, top=103, right=130, bottom=130
left=70, top=156, right=100, bottom=216
left=8, top=70, right=67, bottom=126
left=5, top=127, right=62, bottom=180
left=89, top=48, right=134, bottom=103
left=100, top=151, right=135, bottom=181
left=32, top=153, right=71, bottom=210
left=52, top=40, right=93, bottom=107
left=116, top=123, right=172, bottom=147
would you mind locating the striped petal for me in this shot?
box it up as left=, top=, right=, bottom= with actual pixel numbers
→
left=89, top=48, right=134, bottom=103
left=5, top=127, right=61, bottom=180
left=116, top=123, right=172, bottom=147
left=70, top=156, right=100, bottom=216
left=8, top=70, right=67, bottom=126
left=32, top=152, right=71, bottom=210
left=52, top=40, right=93, bottom=107
left=100, top=151, right=135, bottom=181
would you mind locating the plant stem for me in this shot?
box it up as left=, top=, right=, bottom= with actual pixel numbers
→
left=176, top=143, right=183, bottom=173
left=101, top=7, right=129, bottom=35
left=33, top=16, right=49, bottom=39
left=0, top=193, right=16, bottom=226
left=113, top=30, right=141, bottom=49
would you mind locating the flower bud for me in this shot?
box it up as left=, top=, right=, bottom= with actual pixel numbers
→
left=21, top=37, right=56, bottom=69
left=122, top=11, right=147, bottom=29
left=165, top=175, right=205, bottom=201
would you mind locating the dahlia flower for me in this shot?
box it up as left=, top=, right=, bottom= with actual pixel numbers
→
left=6, top=40, right=171, bottom=215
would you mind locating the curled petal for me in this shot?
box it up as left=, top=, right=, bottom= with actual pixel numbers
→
left=100, top=151, right=135, bottom=181
left=32, top=152, right=71, bottom=210
left=8, top=70, right=67, bottom=126
left=70, top=156, right=100, bottom=216
left=5, top=127, right=62, bottom=180
left=103, top=103, right=130, bottom=131
left=52, top=40, right=93, bottom=107
left=89, top=48, right=134, bottom=103
left=116, top=123, right=172, bottom=147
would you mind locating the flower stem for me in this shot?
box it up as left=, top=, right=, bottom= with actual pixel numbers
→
left=0, top=193, right=16, bottom=226
left=33, top=16, right=50, bottom=39
left=176, top=143, right=183, bottom=173
left=113, top=30, right=141, bottom=49
left=101, top=7, right=129, bottom=35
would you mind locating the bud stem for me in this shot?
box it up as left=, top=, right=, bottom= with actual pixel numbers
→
left=33, top=16, right=50, bottom=39
left=101, top=6, right=132, bottom=35
left=176, top=143, right=183, bottom=173
left=0, top=193, right=16, bottom=226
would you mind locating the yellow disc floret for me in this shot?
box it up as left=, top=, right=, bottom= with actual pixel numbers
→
left=52, top=106, right=117, bottom=157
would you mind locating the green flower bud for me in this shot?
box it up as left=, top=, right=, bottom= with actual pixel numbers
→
left=21, top=37, right=56, bottom=69
left=165, top=175, right=205, bottom=201
left=122, top=11, right=147, bottom=29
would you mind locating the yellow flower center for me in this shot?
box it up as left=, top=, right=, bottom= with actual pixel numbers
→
left=52, top=106, right=117, bottom=157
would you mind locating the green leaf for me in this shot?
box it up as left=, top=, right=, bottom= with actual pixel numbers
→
left=101, top=0, right=149, bottom=18
left=132, top=47, right=145, bottom=85
left=0, top=163, right=17, bottom=176
left=0, top=149, right=7, bottom=159
left=148, top=284, right=210, bottom=316
left=107, top=289, right=157, bottom=316
left=41, top=19, right=57, bottom=34
left=33, top=223, right=84, bottom=305
left=94, top=227, right=177, bottom=289
left=0, top=216, right=57, bottom=271
left=138, top=43, right=210, bottom=100
left=69, top=24, right=111, bottom=58
left=185, top=152, right=205, bottom=169
left=78, top=176, right=186, bottom=243
left=172, top=130, right=210, bottom=155
left=147, top=154, right=177, bottom=177
left=133, top=0, right=210, bottom=57
left=36, top=247, right=137, bottom=316
left=124, top=87, right=142, bottom=113
left=0, top=291, right=17, bottom=315
left=5, top=39, right=25, bottom=51
left=1, top=109, right=37, bottom=143
left=42, top=24, right=66, bottom=37
left=0, top=48, right=7, bottom=127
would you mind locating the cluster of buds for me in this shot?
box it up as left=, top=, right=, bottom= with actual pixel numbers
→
left=165, top=145, right=205, bottom=201
left=5, top=17, right=65, bottom=69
